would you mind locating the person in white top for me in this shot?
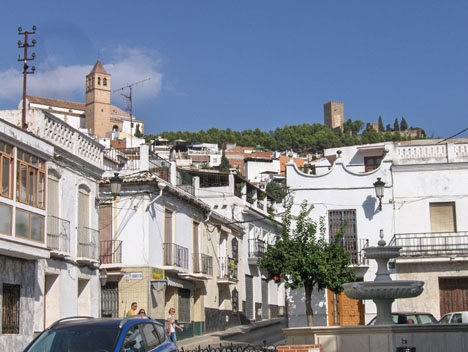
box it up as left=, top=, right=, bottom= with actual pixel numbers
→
left=167, top=307, right=183, bottom=345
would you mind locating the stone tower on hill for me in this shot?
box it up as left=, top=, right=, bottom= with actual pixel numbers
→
left=324, top=101, right=344, bottom=131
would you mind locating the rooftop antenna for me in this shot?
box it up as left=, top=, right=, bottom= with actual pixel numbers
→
left=113, top=78, right=150, bottom=145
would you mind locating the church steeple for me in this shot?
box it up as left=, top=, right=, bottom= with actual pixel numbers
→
left=85, top=60, right=112, bottom=137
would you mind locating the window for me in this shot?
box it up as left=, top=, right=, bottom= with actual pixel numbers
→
left=140, top=323, right=160, bottom=349
left=0, top=203, right=12, bottom=235
left=328, top=209, right=358, bottom=264
left=232, top=288, right=239, bottom=314
left=178, top=288, right=191, bottom=323
left=364, top=156, right=382, bottom=172
left=16, top=149, right=46, bottom=209
left=15, top=208, right=44, bottom=242
left=430, top=202, right=456, bottom=232
left=123, top=326, right=144, bottom=351
left=2, top=283, right=20, bottom=334
left=0, top=141, right=13, bottom=199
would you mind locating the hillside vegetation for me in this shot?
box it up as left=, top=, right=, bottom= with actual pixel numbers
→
left=146, top=117, right=425, bottom=154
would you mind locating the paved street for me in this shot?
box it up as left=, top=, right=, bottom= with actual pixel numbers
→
left=180, top=318, right=286, bottom=351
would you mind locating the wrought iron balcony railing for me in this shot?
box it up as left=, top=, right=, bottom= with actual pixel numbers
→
left=389, top=231, right=468, bottom=258
left=77, top=226, right=99, bottom=260
left=100, top=240, right=122, bottom=264
left=193, top=253, right=213, bottom=276
left=219, top=257, right=238, bottom=281
left=46, top=215, right=70, bottom=253
left=164, top=243, right=189, bottom=270
left=248, top=238, right=266, bottom=258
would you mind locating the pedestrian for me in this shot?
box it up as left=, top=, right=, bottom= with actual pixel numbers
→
left=126, top=302, right=138, bottom=317
left=138, top=309, right=146, bottom=315
left=167, top=307, right=183, bottom=346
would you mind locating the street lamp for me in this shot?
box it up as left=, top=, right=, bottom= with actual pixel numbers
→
left=373, top=177, right=385, bottom=211
left=110, top=173, right=123, bottom=198
left=18, top=25, right=37, bottom=130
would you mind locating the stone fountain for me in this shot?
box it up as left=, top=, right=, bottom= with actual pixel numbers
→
left=343, top=230, right=424, bottom=325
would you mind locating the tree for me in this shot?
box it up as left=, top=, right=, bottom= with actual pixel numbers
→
left=218, top=154, right=231, bottom=173
left=134, top=124, right=143, bottom=137
left=400, top=117, right=408, bottom=131
left=265, top=180, right=286, bottom=202
left=378, top=116, right=384, bottom=132
left=261, top=201, right=356, bottom=326
left=393, top=118, right=400, bottom=131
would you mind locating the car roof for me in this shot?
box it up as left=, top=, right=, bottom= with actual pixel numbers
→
left=392, top=312, right=434, bottom=315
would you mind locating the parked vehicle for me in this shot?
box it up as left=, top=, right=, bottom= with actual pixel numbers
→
left=439, top=311, right=468, bottom=324
left=368, top=312, right=438, bottom=325
left=22, top=315, right=177, bottom=352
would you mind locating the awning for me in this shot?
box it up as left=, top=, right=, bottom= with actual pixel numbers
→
left=165, top=276, right=194, bottom=290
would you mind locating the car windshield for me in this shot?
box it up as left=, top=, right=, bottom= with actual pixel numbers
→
left=24, top=325, right=120, bottom=352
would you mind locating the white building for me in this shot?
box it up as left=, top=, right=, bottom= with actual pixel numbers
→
left=285, top=139, right=468, bottom=326
left=189, top=170, right=286, bottom=323
left=0, top=108, right=103, bottom=350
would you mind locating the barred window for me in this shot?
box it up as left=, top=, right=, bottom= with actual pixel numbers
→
left=328, top=209, right=358, bottom=264
left=2, top=283, right=20, bottom=334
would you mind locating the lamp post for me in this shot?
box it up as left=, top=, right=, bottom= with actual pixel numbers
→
left=18, top=25, right=37, bottom=130
left=373, top=177, right=385, bottom=211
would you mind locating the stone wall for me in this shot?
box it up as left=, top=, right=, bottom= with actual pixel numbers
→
left=0, top=256, right=36, bottom=351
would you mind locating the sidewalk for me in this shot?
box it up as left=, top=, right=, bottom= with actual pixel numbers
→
left=179, top=318, right=285, bottom=350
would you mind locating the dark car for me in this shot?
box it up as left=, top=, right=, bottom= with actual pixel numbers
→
left=22, top=315, right=178, bottom=352
left=368, top=312, right=438, bottom=325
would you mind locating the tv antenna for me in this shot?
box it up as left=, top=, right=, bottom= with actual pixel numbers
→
left=113, top=77, right=150, bottom=145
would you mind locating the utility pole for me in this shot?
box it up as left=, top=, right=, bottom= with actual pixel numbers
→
left=113, top=78, right=150, bottom=146
left=17, top=25, right=37, bottom=130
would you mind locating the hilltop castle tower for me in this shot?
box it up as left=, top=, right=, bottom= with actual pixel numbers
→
left=324, top=101, right=344, bottom=131
left=85, top=60, right=112, bottom=137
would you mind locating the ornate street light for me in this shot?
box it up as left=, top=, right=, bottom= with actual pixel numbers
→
left=110, top=173, right=123, bottom=198
left=373, top=177, right=385, bottom=211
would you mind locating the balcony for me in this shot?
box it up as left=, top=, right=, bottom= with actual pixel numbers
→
left=193, top=253, right=213, bottom=277
left=99, top=240, right=122, bottom=264
left=46, top=215, right=70, bottom=257
left=390, top=231, right=468, bottom=259
left=248, top=238, right=266, bottom=265
left=344, top=238, right=369, bottom=266
left=77, top=226, right=99, bottom=264
left=163, top=243, right=189, bottom=272
left=217, top=257, right=238, bottom=284
left=103, top=147, right=170, bottom=181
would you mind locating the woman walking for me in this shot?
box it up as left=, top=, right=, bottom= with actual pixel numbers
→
left=167, top=308, right=183, bottom=346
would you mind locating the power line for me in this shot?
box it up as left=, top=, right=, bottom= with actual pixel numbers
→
left=438, top=127, right=468, bottom=143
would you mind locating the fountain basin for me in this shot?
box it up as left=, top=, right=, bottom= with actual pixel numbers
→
left=363, top=246, right=402, bottom=259
left=343, top=280, right=424, bottom=300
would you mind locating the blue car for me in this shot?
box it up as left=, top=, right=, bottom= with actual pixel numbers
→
left=22, top=315, right=178, bottom=352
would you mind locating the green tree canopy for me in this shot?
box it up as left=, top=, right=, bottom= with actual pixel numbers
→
left=378, top=116, right=384, bottom=132
left=400, top=117, right=408, bottom=131
left=218, top=154, right=231, bottom=173
left=261, top=201, right=356, bottom=326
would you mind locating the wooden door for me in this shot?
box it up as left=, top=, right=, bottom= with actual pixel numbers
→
left=328, top=289, right=364, bottom=326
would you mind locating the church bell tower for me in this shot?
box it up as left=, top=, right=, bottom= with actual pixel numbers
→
left=85, top=60, right=112, bottom=137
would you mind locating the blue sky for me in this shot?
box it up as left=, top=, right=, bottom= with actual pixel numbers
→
left=1, top=0, right=468, bottom=139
